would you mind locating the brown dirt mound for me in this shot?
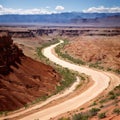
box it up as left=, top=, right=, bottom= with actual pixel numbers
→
left=0, top=34, right=60, bottom=111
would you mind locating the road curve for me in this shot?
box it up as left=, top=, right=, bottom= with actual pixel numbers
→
left=0, top=77, right=80, bottom=120
left=21, top=40, right=110, bottom=120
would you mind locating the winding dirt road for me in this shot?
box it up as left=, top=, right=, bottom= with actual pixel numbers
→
left=20, top=40, right=111, bottom=120
left=0, top=40, right=119, bottom=120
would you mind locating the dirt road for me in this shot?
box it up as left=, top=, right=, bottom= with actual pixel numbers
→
left=20, top=40, right=111, bottom=120
left=0, top=40, right=119, bottom=120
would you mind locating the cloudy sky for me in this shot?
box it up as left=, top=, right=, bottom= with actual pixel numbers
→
left=0, top=0, right=120, bottom=14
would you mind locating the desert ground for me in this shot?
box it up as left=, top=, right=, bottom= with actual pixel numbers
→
left=0, top=26, right=120, bottom=120
left=63, top=35, right=120, bottom=71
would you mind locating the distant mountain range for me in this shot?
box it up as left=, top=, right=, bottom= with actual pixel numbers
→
left=0, top=12, right=120, bottom=26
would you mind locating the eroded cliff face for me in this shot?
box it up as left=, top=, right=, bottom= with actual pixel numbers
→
left=1, top=28, right=120, bottom=39
left=0, top=34, right=60, bottom=111
left=0, top=34, right=23, bottom=75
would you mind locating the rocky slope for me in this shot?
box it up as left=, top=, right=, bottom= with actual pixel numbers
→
left=0, top=33, right=60, bottom=111
left=64, top=35, right=120, bottom=71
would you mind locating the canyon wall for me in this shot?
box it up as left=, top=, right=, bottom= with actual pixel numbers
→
left=0, top=34, right=60, bottom=111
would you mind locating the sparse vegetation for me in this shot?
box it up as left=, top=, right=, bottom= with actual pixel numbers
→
left=99, top=98, right=108, bottom=104
left=56, top=39, right=120, bottom=75
left=98, top=84, right=120, bottom=104
left=108, top=91, right=117, bottom=100
left=89, top=108, right=100, bottom=116
left=98, top=112, right=106, bottom=119
left=36, top=39, right=87, bottom=104
left=89, top=62, right=104, bottom=70
left=80, top=108, right=84, bottom=110
left=36, top=39, right=89, bottom=94
left=62, top=107, right=100, bottom=120
left=38, top=40, right=120, bottom=120
left=58, top=117, right=71, bottom=120
left=57, top=83, right=120, bottom=120
left=72, top=113, right=89, bottom=120
left=55, top=40, right=85, bottom=65
left=36, top=39, right=59, bottom=63
left=90, top=102, right=97, bottom=106
left=0, top=111, right=8, bottom=116
left=55, top=68, right=76, bottom=93
left=113, top=108, right=120, bottom=115
left=24, top=104, right=29, bottom=108
left=100, top=105, right=104, bottom=108
left=0, top=39, right=87, bottom=114
left=0, top=26, right=120, bottom=120
left=114, top=69, right=120, bottom=74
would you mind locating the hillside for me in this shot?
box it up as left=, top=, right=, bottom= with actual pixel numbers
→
left=0, top=33, right=60, bottom=111
left=64, top=35, right=120, bottom=72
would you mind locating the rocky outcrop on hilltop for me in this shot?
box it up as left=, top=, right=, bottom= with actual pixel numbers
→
left=9, top=31, right=35, bottom=38
left=0, top=34, right=60, bottom=111
left=0, top=33, right=23, bottom=75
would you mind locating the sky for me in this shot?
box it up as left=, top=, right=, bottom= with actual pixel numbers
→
left=0, top=0, right=120, bottom=14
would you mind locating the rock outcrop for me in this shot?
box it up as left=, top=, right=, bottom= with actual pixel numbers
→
left=0, top=28, right=120, bottom=40
left=0, top=33, right=60, bottom=111
left=0, top=33, right=23, bottom=75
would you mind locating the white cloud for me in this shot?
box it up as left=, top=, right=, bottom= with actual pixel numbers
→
left=55, top=6, right=64, bottom=11
left=0, top=5, right=53, bottom=15
left=0, top=5, right=3, bottom=10
left=83, top=6, right=120, bottom=13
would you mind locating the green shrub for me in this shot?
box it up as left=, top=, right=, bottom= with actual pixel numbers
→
left=100, top=105, right=104, bottom=108
left=72, top=113, right=89, bottom=120
left=109, top=94, right=116, bottom=100
left=89, top=108, right=100, bottom=116
left=55, top=42, right=85, bottom=65
left=107, top=68, right=112, bottom=71
left=80, top=108, right=84, bottom=110
left=99, top=98, right=108, bottom=103
left=36, top=40, right=76, bottom=97
left=98, top=112, right=106, bottom=119
left=115, top=84, right=120, bottom=90
left=91, top=102, right=97, bottom=106
left=54, top=67, right=76, bottom=93
left=114, top=69, right=120, bottom=74
left=55, top=39, right=120, bottom=75
left=89, top=63, right=104, bottom=70
left=113, top=108, right=120, bottom=115
left=58, top=117, right=70, bottom=120
left=0, top=111, right=8, bottom=116
left=24, top=104, right=29, bottom=108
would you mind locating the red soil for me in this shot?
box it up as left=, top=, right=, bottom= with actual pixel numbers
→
left=0, top=33, right=60, bottom=111
left=64, top=36, right=120, bottom=70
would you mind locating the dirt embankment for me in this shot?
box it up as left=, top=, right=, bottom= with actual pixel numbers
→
left=64, top=35, right=120, bottom=71
left=0, top=33, right=60, bottom=111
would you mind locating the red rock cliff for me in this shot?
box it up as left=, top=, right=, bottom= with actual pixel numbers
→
left=0, top=33, right=60, bottom=111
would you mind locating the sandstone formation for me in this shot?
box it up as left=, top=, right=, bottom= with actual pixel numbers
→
left=0, top=28, right=120, bottom=39
left=0, top=33, right=60, bottom=111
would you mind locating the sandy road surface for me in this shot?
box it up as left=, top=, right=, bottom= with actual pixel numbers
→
left=1, top=40, right=119, bottom=120
left=20, top=40, right=111, bottom=120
